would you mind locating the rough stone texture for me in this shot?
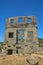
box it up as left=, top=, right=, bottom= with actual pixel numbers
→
left=0, top=16, right=43, bottom=65
left=26, top=55, right=39, bottom=65
left=0, top=16, right=39, bottom=56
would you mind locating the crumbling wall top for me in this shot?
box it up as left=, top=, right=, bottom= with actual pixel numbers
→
left=6, top=16, right=37, bottom=28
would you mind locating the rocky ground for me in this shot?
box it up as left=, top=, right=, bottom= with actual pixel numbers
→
left=0, top=44, right=43, bottom=65
left=0, top=51, right=43, bottom=65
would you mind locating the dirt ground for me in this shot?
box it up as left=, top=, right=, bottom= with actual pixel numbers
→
left=0, top=53, right=43, bottom=65
left=0, top=54, right=28, bottom=65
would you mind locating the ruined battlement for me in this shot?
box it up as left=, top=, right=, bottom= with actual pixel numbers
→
left=6, top=16, right=37, bottom=28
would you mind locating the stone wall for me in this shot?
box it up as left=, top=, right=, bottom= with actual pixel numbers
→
left=2, top=16, right=39, bottom=56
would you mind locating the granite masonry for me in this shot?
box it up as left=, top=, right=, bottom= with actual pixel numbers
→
left=1, top=16, right=39, bottom=56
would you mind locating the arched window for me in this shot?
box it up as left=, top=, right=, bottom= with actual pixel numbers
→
left=10, top=19, right=14, bottom=23
left=27, top=18, right=32, bottom=23
left=18, top=18, right=23, bottom=24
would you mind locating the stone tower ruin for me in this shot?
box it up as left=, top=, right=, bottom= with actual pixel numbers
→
left=2, top=16, right=39, bottom=55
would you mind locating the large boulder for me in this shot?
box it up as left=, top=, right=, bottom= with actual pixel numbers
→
left=26, top=55, right=39, bottom=65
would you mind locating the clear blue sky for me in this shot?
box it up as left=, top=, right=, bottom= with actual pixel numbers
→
left=0, top=0, right=43, bottom=42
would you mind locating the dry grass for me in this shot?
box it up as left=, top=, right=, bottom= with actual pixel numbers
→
left=0, top=53, right=43, bottom=65
left=0, top=54, right=28, bottom=65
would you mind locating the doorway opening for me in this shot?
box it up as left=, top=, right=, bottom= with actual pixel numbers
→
left=16, top=49, right=18, bottom=54
left=7, top=49, right=13, bottom=55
